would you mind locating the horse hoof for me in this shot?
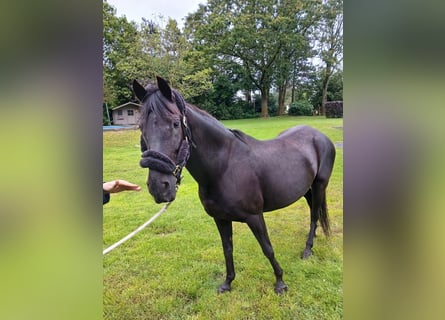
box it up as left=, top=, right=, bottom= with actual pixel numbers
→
left=301, top=249, right=312, bottom=259
left=217, top=283, right=231, bottom=294
left=274, top=282, right=288, bottom=294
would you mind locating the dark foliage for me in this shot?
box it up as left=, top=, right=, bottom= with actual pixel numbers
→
left=325, top=101, right=343, bottom=118
left=288, top=100, right=314, bottom=116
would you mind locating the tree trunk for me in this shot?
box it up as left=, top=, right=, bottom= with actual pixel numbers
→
left=246, top=90, right=251, bottom=103
left=291, top=61, right=297, bottom=104
left=321, top=65, right=332, bottom=116
left=321, top=81, right=328, bottom=116
left=260, top=88, right=269, bottom=118
left=277, top=82, right=287, bottom=116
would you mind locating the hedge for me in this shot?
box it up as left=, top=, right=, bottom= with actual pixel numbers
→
left=288, top=100, right=313, bottom=116
left=325, top=101, right=343, bottom=118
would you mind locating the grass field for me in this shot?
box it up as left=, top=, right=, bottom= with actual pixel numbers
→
left=103, top=116, right=343, bottom=319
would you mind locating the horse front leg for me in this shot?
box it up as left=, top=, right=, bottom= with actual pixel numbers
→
left=246, top=214, right=287, bottom=294
left=214, top=218, right=235, bottom=293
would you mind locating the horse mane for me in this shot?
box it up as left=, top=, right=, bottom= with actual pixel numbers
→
left=185, top=103, right=253, bottom=145
left=186, top=103, right=225, bottom=129
left=139, top=84, right=179, bottom=128
left=186, top=103, right=212, bottom=119
left=229, top=129, right=251, bottom=145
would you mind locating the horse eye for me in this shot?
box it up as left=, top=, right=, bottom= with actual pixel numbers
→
left=173, top=121, right=180, bottom=128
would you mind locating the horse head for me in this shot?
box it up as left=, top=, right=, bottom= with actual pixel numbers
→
left=133, top=76, right=190, bottom=203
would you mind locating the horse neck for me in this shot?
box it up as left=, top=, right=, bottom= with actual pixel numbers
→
left=185, top=105, right=234, bottom=185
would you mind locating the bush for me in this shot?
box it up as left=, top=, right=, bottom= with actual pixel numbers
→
left=325, top=101, right=343, bottom=118
left=288, top=100, right=314, bottom=116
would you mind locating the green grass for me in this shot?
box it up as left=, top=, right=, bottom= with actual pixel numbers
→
left=104, top=115, right=343, bottom=319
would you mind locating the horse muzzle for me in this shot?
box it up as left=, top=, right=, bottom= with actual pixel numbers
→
left=147, top=171, right=177, bottom=203
left=139, top=139, right=190, bottom=203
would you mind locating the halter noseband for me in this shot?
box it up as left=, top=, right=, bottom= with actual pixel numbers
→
left=139, top=90, right=195, bottom=186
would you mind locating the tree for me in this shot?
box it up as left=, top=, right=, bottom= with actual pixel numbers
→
left=289, top=57, right=317, bottom=104
left=103, top=1, right=140, bottom=107
left=187, top=0, right=318, bottom=117
left=135, top=17, right=213, bottom=100
left=273, top=1, right=321, bottom=116
left=275, top=37, right=314, bottom=115
left=103, top=3, right=212, bottom=113
left=310, top=69, right=343, bottom=110
left=326, top=70, right=343, bottom=101
left=316, top=0, right=343, bottom=115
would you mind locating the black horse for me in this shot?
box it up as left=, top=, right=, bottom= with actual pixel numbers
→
left=134, top=77, right=336, bottom=294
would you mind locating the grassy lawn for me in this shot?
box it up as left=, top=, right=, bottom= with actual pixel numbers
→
left=103, top=116, right=343, bottom=319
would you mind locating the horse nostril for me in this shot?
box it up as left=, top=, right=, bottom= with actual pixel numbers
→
left=162, top=181, right=170, bottom=189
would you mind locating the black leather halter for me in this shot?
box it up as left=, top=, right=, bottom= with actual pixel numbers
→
left=139, top=90, right=195, bottom=186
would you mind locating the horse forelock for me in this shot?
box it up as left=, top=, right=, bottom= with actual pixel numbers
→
left=139, top=85, right=181, bottom=128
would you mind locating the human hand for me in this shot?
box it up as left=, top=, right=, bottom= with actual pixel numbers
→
left=103, top=180, right=141, bottom=194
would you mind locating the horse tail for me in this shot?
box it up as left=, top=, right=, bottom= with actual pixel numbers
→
left=318, top=195, right=331, bottom=237
left=316, top=136, right=335, bottom=237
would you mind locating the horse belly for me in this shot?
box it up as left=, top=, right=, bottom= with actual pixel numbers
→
left=199, top=191, right=260, bottom=222
left=198, top=174, right=264, bottom=221
left=262, top=181, right=311, bottom=212
left=261, top=157, right=316, bottom=212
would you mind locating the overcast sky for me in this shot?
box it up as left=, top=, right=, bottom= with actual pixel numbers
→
left=106, top=0, right=204, bottom=29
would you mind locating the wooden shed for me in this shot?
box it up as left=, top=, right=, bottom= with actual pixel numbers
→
left=111, top=102, right=141, bottom=125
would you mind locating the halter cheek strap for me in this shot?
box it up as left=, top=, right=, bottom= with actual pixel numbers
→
left=174, top=91, right=196, bottom=148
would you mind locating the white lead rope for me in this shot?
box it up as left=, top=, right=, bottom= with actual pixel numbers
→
left=103, top=202, right=171, bottom=255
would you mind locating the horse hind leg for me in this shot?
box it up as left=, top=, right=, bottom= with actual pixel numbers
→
left=303, top=189, right=314, bottom=237
left=301, top=182, right=330, bottom=259
left=302, top=142, right=334, bottom=259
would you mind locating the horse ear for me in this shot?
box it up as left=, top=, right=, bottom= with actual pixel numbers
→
left=156, top=76, right=172, bottom=101
left=133, top=79, right=147, bottom=102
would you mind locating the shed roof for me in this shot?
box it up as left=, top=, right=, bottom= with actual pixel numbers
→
left=111, top=102, right=141, bottom=111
